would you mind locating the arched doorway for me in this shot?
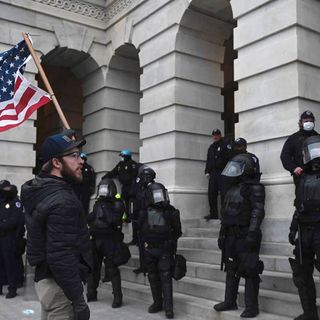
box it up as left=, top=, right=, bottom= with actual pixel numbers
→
left=178, top=0, right=236, bottom=139
left=104, top=43, right=142, bottom=167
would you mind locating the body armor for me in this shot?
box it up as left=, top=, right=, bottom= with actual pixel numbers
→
left=222, top=184, right=252, bottom=227
left=296, top=173, right=320, bottom=222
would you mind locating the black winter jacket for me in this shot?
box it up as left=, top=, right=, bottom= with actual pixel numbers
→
left=205, top=138, right=231, bottom=174
left=280, top=129, right=318, bottom=174
left=21, top=173, right=93, bottom=302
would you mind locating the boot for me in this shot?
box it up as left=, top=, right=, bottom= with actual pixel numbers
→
left=5, top=290, right=17, bottom=299
left=110, top=270, right=123, bottom=308
left=290, top=259, right=318, bottom=320
left=242, top=277, right=260, bottom=317
left=214, top=270, right=239, bottom=311
left=160, top=271, right=174, bottom=318
left=148, top=273, right=163, bottom=313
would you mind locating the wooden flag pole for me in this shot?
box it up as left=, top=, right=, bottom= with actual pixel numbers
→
left=22, top=32, right=70, bottom=129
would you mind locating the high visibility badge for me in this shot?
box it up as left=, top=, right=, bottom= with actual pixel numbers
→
left=5, top=203, right=10, bottom=209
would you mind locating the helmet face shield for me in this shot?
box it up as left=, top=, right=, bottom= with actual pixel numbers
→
left=303, top=142, right=320, bottom=164
left=98, top=184, right=110, bottom=198
left=152, top=188, right=169, bottom=204
left=222, top=160, right=246, bottom=177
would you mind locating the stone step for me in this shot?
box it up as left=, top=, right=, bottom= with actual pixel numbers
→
left=183, top=227, right=220, bottom=238
left=102, top=279, right=292, bottom=320
left=178, top=237, right=293, bottom=256
left=118, top=264, right=320, bottom=318
left=176, top=247, right=292, bottom=273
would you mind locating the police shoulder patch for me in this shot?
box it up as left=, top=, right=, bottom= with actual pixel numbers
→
left=15, top=201, right=21, bottom=208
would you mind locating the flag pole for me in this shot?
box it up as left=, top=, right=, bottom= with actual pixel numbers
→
left=22, top=32, right=70, bottom=129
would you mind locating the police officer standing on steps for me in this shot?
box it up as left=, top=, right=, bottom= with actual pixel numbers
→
left=86, top=177, right=127, bottom=308
left=73, top=152, right=96, bottom=215
left=204, top=128, right=231, bottom=220
left=132, top=165, right=157, bottom=274
left=288, top=135, right=320, bottom=320
left=281, top=110, right=318, bottom=193
left=214, top=153, right=265, bottom=318
left=138, top=181, right=182, bottom=319
left=103, top=149, right=140, bottom=244
left=0, top=180, right=23, bottom=298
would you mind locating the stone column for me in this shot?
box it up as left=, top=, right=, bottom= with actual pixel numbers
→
left=231, top=0, right=320, bottom=241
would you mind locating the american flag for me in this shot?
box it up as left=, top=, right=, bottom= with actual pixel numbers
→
left=0, top=39, right=51, bottom=132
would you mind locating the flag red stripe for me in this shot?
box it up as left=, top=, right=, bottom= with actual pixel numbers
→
left=15, top=86, right=36, bottom=114
left=0, top=95, right=50, bottom=132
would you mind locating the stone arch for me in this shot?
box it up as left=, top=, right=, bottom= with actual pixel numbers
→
left=175, top=0, right=236, bottom=140
left=35, top=46, right=101, bottom=171
left=88, top=43, right=142, bottom=179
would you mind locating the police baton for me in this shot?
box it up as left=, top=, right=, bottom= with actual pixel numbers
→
left=297, top=223, right=303, bottom=265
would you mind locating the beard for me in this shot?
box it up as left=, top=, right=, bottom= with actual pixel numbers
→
left=60, top=159, right=83, bottom=184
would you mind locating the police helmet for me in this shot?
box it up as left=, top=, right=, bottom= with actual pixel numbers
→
left=146, top=182, right=170, bottom=207
left=138, top=165, right=156, bottom=186
left=119, top=149, right=132, bottom=158
left=222, top=153, right=259, bottom=179
left=302, top=135, right=320, bottom=164
left=97, top=178, right=117, bottom=199
left=80, top=152, right=87, bottom=161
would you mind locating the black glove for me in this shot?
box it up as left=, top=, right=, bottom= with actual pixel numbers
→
left=245, top=231, right=259, bottom=251
left=218, top=237, right=225, bottom=250
left=73, top=295, right=90, bottom=320
left=288, top=229, right=297, bottom=245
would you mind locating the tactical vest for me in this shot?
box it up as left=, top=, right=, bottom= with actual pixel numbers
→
left=297, top=173, right=320, bottom=214
left=143, top=207, right=171, bottom=237
left=222, top=184, right=251, bottom=226
left=92, top=200, right=123, bottom=229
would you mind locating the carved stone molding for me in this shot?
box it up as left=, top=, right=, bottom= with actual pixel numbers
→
left=32, top=0, right=136, bottom=21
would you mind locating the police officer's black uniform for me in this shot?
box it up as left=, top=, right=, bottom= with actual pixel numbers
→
left=87, top=178, right=126, bottom=308
left=214, top=154, right=265, bottom=318
left=103, top=150, right=139, bottom=219
left=73, top=153, right=96, bottom=215
left=0, top=180, right=24, bottom=298
left=205, top=130, right=231, bottom=219
left=131, top=166, right=156, bottom=273
left=280, top=111, right=318, bottom=191
left=138, top=182, right=182, bottom=319
left=288, top=136, right=320, bottom=320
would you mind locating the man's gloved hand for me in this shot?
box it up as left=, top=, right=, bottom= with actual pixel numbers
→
left=73, top=294, right=90, bottom=320
left=245, top=231, right=259, bottom=251
left=288, top=229, right=297, bottom=245
left=217, top=237, right=225, bottom=250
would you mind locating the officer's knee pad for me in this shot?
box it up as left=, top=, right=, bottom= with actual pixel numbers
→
left=160, top=271, right=171, bottom=283
left=158, top=255, right=172, bottom=273
left=106, top=266, right=119, bottom=278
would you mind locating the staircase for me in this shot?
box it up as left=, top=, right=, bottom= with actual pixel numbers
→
left=100, top=219, right=320, bottom=319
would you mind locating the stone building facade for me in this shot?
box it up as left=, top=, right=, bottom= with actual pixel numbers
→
left=0, top=0, right=320, bottom=239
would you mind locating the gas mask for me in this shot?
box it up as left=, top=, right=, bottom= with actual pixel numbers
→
left=303, top=121, right=315, bottom=131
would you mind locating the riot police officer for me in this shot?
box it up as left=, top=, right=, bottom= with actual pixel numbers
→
left=214, top=153, right=265, bottom=318
left=138, top=182, right=182, bottom=319
left=0, top=180, right=24, bottom=298
left=73, top=152, right=96, bottom=215
left=281, top=110, right=318, bottom=192
left=132, top=165, right=156, bottom=274
left=204, top=129, right=231, bottom=220
left=103, top=150, right=140, bottom=227
left=87, top=178, right=128, bottom=308
left=288, top=135, right=320, bottom=320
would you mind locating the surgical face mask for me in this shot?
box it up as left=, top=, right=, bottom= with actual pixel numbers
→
left=303, top=121, right=315, bottom=131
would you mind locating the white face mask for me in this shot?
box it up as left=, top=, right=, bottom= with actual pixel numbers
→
left=303, top=121, right=315, bottom=131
